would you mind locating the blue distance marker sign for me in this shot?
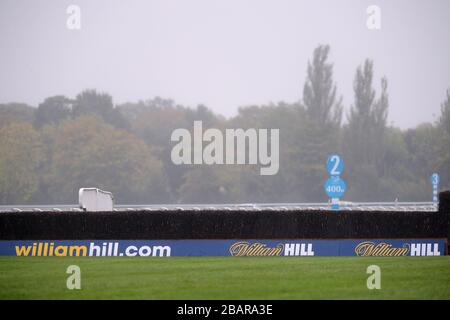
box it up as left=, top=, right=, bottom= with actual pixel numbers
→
left=324, top=176, right=346, bottom=198
left=325, top=154, right=346, bottom=210
left=431, top=173, right=440, bottom=185
left=431, top=173, right=439, bottom=205
left=326, top=154, right=343, bottom=176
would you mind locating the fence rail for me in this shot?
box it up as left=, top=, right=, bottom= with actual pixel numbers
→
left=0, top=202, right=438, bottom=212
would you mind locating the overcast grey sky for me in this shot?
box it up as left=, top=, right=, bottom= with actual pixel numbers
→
left=0, top=0, right=449, bottom=128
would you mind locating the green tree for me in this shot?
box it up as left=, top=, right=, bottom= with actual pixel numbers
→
left=73, top=89, right=129, bottom=130
left=0, top=123, right=44, bottom=204
left=403, top=123, right=440, bottom=181
left=34, top=95, right=72, bottom=128
left=48, top=115, right=169, bottom=203
left=297, top=45, right=343, bottom=201
left=303, top=45, right=343, bottom=127
left=178, top=166, right=242, bottom=203
left=0, top=103, right=35, bottom=130
left=439, top=89, right=450, bottom=135
left=435, top=89, right=450, bottom=189
left=119, top=99, right=224, bottom=200
left=379, top=127, right=427, bottom=201
left=230, top=103, right=307, bottom=202
left=343, top=59, right=390, bottom=201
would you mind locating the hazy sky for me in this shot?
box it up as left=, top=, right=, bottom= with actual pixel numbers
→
left=0, top=0, right=449, bottom=128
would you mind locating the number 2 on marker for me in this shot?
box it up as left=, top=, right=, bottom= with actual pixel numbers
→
left=329, top=155, right=342, bottom=175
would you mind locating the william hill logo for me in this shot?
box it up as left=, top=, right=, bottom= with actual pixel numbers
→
left=229, top=242, right=283, bottom=256
left=229, top=242, right=315, bottom=256
left=355, top=242, right=410, bottom=257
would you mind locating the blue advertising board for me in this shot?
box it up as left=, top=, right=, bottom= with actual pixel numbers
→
left=0, top=239, right=446, bottom=257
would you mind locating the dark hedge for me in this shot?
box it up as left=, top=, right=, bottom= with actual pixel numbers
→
left=0, top=209, right=448, bottom=240
left=439, top=190, right=450, bottom=214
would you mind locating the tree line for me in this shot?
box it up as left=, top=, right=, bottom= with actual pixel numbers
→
left=0, top=45, right=449, bottom=204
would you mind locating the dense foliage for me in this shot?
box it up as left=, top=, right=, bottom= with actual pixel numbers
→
left=0, top=45, right=448, bottom=204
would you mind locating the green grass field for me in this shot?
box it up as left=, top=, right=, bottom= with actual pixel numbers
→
left=0, top=256, right=449, bottom=299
